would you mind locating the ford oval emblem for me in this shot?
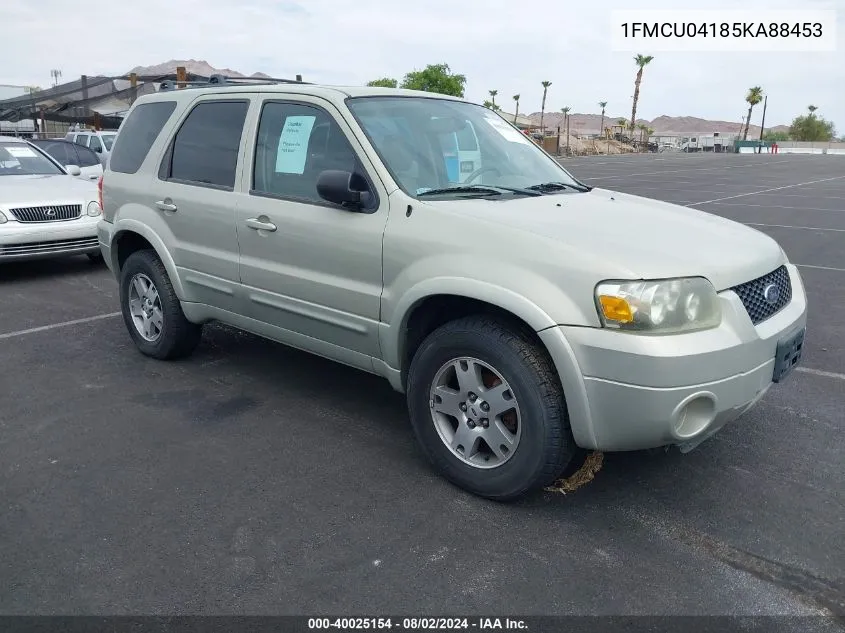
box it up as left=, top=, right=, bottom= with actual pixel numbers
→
left=763, top=283, right=780, bottom=305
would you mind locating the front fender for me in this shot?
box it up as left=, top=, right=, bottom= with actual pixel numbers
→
left=380, top=273, right=584, bottom=371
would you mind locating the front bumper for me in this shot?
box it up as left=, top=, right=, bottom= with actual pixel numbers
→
left=540, top=264, right=808, bottom=451
left=0, top=216, right=100, bottom=261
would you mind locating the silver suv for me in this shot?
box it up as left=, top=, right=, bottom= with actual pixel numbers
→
left=97, top=80, right=808, bottom=500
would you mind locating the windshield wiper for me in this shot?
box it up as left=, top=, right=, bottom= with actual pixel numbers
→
left=526, top=181, right=592, bottom=193
left=417, top=185, right=542, bottom=198
left=417, top=186, right=504, bottom=197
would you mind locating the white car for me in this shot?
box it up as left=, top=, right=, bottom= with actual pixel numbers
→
left=0, top=135, right=103, bottom=262
left=65, top=129, right=117, bottom=165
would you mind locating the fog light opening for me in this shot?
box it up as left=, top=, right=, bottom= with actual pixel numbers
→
left=674, top=394, right=716, bottom=438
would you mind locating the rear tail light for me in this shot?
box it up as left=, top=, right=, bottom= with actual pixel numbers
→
left=97, top=175, right=104, bottom=211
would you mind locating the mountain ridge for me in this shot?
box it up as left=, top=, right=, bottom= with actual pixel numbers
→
left=125, top=60, right=787, bottom=135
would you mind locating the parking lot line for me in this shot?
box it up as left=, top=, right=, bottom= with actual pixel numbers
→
left=686, top=176, right=845, bottom=206
left=745, top=223, right=845, bottom=233
left=0, top=312, right=121, bottom=340
left=796, top=263, right=845, bottom=272
left=713, top=202, right=845, bottom=212
left=796, top=367, right=845, bottom=381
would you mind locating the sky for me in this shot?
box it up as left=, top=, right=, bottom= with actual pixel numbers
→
left=2, top=0, right=842, bottom=130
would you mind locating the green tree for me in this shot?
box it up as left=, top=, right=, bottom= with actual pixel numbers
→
left=789, top=105, right=836, bottom=141
left=630, top=54, right=654, bottom=133
left=489, top=90, right=498, bottom=107
left=367, top=77, right=398, bottom=88
left=400, top=63, right=466, bottom=97
left=598, top=101, right=608, bottom=138
left=763, top=130, right=790, bottom=142
left=539, top=80, right=552, bottom=133
left=512, top=94, right=520, bottom=123
left=742, top=86, right=764, bottom=140
left=25, top=85, right=42, bottom=94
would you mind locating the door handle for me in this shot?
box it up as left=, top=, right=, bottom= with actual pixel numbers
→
left=155, top=199, right=177, bottom=212
left=245, top=217, right=277, bottom=232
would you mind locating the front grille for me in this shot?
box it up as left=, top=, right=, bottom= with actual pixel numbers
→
left=0, top=236, right=98, bottom=257
left=730, top=265, right=792, bottom=325
left=8, top=204, right=81, bottom=223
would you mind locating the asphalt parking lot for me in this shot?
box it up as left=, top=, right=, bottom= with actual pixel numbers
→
left=1, top=153, right=843, bottom=625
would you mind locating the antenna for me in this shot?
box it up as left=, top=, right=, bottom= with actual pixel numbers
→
left=50, top=69, right=62, bottom=86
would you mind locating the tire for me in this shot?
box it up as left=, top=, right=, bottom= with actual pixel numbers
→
left=119, top=249, right=202, bottom=360
left=406, top=315, right=580, bottom=500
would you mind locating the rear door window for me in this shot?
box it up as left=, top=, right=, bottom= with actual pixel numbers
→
left=162, top=100, right=249, bottom=190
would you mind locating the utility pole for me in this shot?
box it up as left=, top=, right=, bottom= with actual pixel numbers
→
left=757, top=95, right=768, bottom=153
left=50, top=69, right=62, bottom=87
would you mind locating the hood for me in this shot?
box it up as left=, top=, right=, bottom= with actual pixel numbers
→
left=422, top=187, right=784, bottom=291
left=0, top=174, right=98, bottom=208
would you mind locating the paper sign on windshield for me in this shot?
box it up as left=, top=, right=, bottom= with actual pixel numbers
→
left=275, top=116, right=316, bottom=174
left=485, top=116, right=530, bottom=144
left=5, top=146, right=37, bottom=158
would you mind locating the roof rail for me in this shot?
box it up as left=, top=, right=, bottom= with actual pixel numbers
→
left=159, top=73, right=309, bottom=92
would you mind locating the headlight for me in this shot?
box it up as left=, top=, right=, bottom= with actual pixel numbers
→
left=0, top=211, right=7, bottom=224
left=595, top=277, right=721, bottom=334
left=86, top=201, right=102, bottom=217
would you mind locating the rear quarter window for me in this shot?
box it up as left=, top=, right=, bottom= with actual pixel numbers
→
left=110, top=101, right=177, bottom=174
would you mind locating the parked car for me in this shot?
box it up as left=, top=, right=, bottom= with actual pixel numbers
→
left=29, top=138, right=103, bottom=181
left=97, top=83, right=807, bottom=500
left=65, top=129, right=118, bottom=165
left=0, top=136, right=102, bottom=262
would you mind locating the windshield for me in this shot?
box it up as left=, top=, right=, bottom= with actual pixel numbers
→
left=347, top=96, right=584, bottom=198
left=101, top=133, right=116, bottom=150
left=0, top=141, right=64, bottom=176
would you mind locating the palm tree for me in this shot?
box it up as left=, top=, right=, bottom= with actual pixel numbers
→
left=512, top=94, right=520, bottom=123
left=630, top=54, right=654, bottom=135
left=598, top=101, right=608, bottom=138
left=647, top=126, right=655, bottom=146
left=561, top=106, right=572, bottom=152
left=489, top=90, right=498, bottom=107
left=742, top=86, right=764, bottom=140
left=617, top=118, right=627, bottom=140
left=637, top=123, right=649, bottom=146
left=539, top=81, right=552, bottom=134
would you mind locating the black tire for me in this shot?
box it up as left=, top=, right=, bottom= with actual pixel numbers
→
left=119, top=249, right=202, bottom=360
left=406, top=315, right=580, bottom=500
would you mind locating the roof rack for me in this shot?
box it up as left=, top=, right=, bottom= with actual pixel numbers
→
left=159, top=73, right=309, bottom=92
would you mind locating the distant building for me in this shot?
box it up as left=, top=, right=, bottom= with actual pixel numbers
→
left=0, top=84, right=36, bottom=136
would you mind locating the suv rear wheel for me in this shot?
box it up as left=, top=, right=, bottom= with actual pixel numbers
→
left=119, top=249, right=202, bottom=360
left=406, top=315, right=580, bottom=500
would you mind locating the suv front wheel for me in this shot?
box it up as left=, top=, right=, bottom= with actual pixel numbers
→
left=119, top=249, right=202, bottom=360
left=406, top=316, right=581, bottom=500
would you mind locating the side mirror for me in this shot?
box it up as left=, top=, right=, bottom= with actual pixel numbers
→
left=65, top=164, right=82, bottom=176
left=316, top=170, right=371, bottom=210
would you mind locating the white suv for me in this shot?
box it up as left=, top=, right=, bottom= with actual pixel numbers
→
left=97, top=80, right=807, bottom=500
